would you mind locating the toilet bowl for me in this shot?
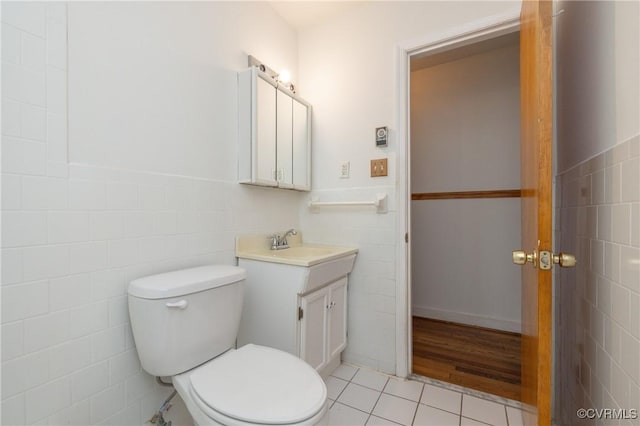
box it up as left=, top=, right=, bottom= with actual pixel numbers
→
left=173, top=345, right=328, bottom=425
left=128, top=265, right=328, bottom=425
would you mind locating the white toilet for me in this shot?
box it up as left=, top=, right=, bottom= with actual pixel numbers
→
left=128, top=265, right=329, bottom=425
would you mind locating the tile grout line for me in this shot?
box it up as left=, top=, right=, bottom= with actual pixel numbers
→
left=411, top=381, right=427, bottom=426
left=365, top=376, right=389, bottom=425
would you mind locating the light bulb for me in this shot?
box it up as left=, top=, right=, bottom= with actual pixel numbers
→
left=278, top=69, right=291, bottom=84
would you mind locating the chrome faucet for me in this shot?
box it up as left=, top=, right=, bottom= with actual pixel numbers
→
left=268, top=229, right=297, bottom=250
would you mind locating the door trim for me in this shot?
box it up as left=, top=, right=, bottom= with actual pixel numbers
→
left=394, top=7, right=521, bottom=378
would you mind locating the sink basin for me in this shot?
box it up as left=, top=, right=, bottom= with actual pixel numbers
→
left=237, top=244, right=358, bottom=267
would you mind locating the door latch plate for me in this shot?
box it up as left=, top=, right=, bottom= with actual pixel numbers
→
left=539, top=250, right=552, bottom=270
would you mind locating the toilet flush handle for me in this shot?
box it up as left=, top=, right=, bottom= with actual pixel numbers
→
left=165, top=300, right=188, bottom=309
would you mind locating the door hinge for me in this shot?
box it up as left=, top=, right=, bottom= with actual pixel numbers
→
left=298, top=307, right=304, bottom=320
left=405, top=233, right=409, bottom=243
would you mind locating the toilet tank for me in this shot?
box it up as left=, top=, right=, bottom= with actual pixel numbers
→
left=128, top=265, right=246, bottom=377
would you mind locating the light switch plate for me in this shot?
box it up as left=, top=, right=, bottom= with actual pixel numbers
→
left=371, top=158, right=388, bottom=177
left=340, top=161, right=350, bottom=178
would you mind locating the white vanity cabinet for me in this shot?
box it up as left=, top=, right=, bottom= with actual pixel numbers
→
left=237, top=253, right=355, bottom=377
left=238, top=67, right=311, bottom=191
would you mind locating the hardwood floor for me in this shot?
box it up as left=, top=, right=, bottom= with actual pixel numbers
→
left=412, top=316, right=522, bottom=401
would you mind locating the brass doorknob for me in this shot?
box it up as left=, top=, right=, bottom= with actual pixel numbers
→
left=512, top=250, right=535, bottom=265
left=553, top=252, right=576, bottom=268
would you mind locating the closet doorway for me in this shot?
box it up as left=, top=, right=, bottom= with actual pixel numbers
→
left=409, top=31, right=523, bottom=401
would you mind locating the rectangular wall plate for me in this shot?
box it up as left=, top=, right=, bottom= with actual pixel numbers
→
left=370, top=158, right=388, bottom=177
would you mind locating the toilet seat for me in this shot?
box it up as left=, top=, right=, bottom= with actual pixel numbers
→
left=188, top=344, right=327, bottom=425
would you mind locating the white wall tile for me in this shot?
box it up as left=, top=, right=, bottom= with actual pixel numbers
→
left=108, top=295, right=129, bottom=327
left=49, top=274, right=91, bottom=311
left=2, top=136, right=47, bottom=175
left=152, top=210, right=177, bottom=235
left=46, top=112, right=68, bottom=163
left=91, top=383, right=125, bottom=424
left=2, top=174, right=22, bottom=210
left=620, top=246, right=640, bottom=292
left=98, top=401, right=142, bottom=426
left=612, top=204, right=631, bottom=244
left=48, top=211, right=89, bottom=243
left=109, top=349, right=141, bottom=385
left=69, top=301, right=109, bottom=339
left=5, top=350, right=50, bottom=396
left=46, top=2, right=67, bottom=70
left=124, top=211, right=155, bottom=238
left=621, top=157, right=640, bottom=202
left=90, top=269, right=125, bottom=301
left=47, top=400, right=91, bottom=426
left=631, top=203, right=640, bottom=247
left=23, top=310, right=70, bottom=353
left=90, top=211, right=124, bottom=241
left=71, top=361, right=109, bottom=403
left=2, top=247, right=24, bottom=284
left=21, top=31, right=46, bottom=73
left=124, top=372, right=155, bottom=404
left=2, top=62, right=46, bottom=106
left=108, top=239, right=139, bottom=268
left=49, top=337, right=92, bottom=379
left=107, top=182, right=138, bottom=210
left=69, top=180, right=107, bottom=210
left=69, top=241, right=108, bottom=274
left=46, top=65, right=67, bottom=114
left=2, top=280, right=48, bottom=323
left=1, top=2, right=46, bottom=37
left=2, top=98, right=21, bottom=136
left=138, top=236, right=167, bottom=263
left=92, top=325, right=125, bottom=362
left=21, top=103, right=46, bottom=141
left=2, top=321, right=24, bottom=361
left=1, top=394, right=26, bottom=426
left=23, top=244, right=70, bottom=281
left=2, top=211, right=47, bottom=247
left=139, top=185, right=166, bottom=210
left=25, top=376, right=71, bottom=424
left=22, top=175, right=68, bottom=209
left=2, top=23, right=21, bottom=63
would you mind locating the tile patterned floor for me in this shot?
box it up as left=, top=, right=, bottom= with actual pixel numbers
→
left=325, top=364, right=526, bottom=426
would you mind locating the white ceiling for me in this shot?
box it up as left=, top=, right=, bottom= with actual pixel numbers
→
left=269, top=1, right=367, bottom=31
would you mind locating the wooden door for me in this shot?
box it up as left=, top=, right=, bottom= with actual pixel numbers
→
left=519, top=1, right=553, bottom=424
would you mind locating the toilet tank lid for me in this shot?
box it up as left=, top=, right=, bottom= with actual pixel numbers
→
left=128, top=265, right=246, bottom=299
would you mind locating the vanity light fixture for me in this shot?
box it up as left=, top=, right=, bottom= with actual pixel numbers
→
left=248, top=55, right=296, bottom=93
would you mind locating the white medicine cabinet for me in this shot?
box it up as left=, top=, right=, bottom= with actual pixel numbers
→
left=238, top=67, right=311, bottom=191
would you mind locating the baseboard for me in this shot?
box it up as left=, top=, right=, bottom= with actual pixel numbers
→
left=412, top=305, right=521, bottom=333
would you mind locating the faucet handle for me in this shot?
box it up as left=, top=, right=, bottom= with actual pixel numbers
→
left=267, top=234, right=279, bottom=249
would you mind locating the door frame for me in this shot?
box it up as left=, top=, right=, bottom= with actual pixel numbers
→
left=394, top=7, right=522, bottom=378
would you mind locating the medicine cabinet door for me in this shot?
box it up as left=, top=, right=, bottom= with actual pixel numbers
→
left=255, top=76, right=277, bottom=185
left=292, top=98, right=311, bottom=191
left=276, top=89, right=293, bottom=188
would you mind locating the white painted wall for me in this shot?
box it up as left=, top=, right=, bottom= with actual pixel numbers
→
left=410, top=44, right=522, bottom=332
left=553, top=1, right=640, bottom=424
left=555, top=0, right=640, bottom=173
left=298, top=1, right=521, bottom=373
left=1, top=2, right=303, bottom=425
left=68, top=2, right=299, bottom=180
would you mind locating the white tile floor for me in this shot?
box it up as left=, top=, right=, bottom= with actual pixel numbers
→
left=325, top=364, right=525, bottom=426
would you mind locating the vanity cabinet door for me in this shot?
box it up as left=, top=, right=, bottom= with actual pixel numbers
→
left=327, top=278, right=348, bottom=360
left=300, top=288, right=328, bottom=372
